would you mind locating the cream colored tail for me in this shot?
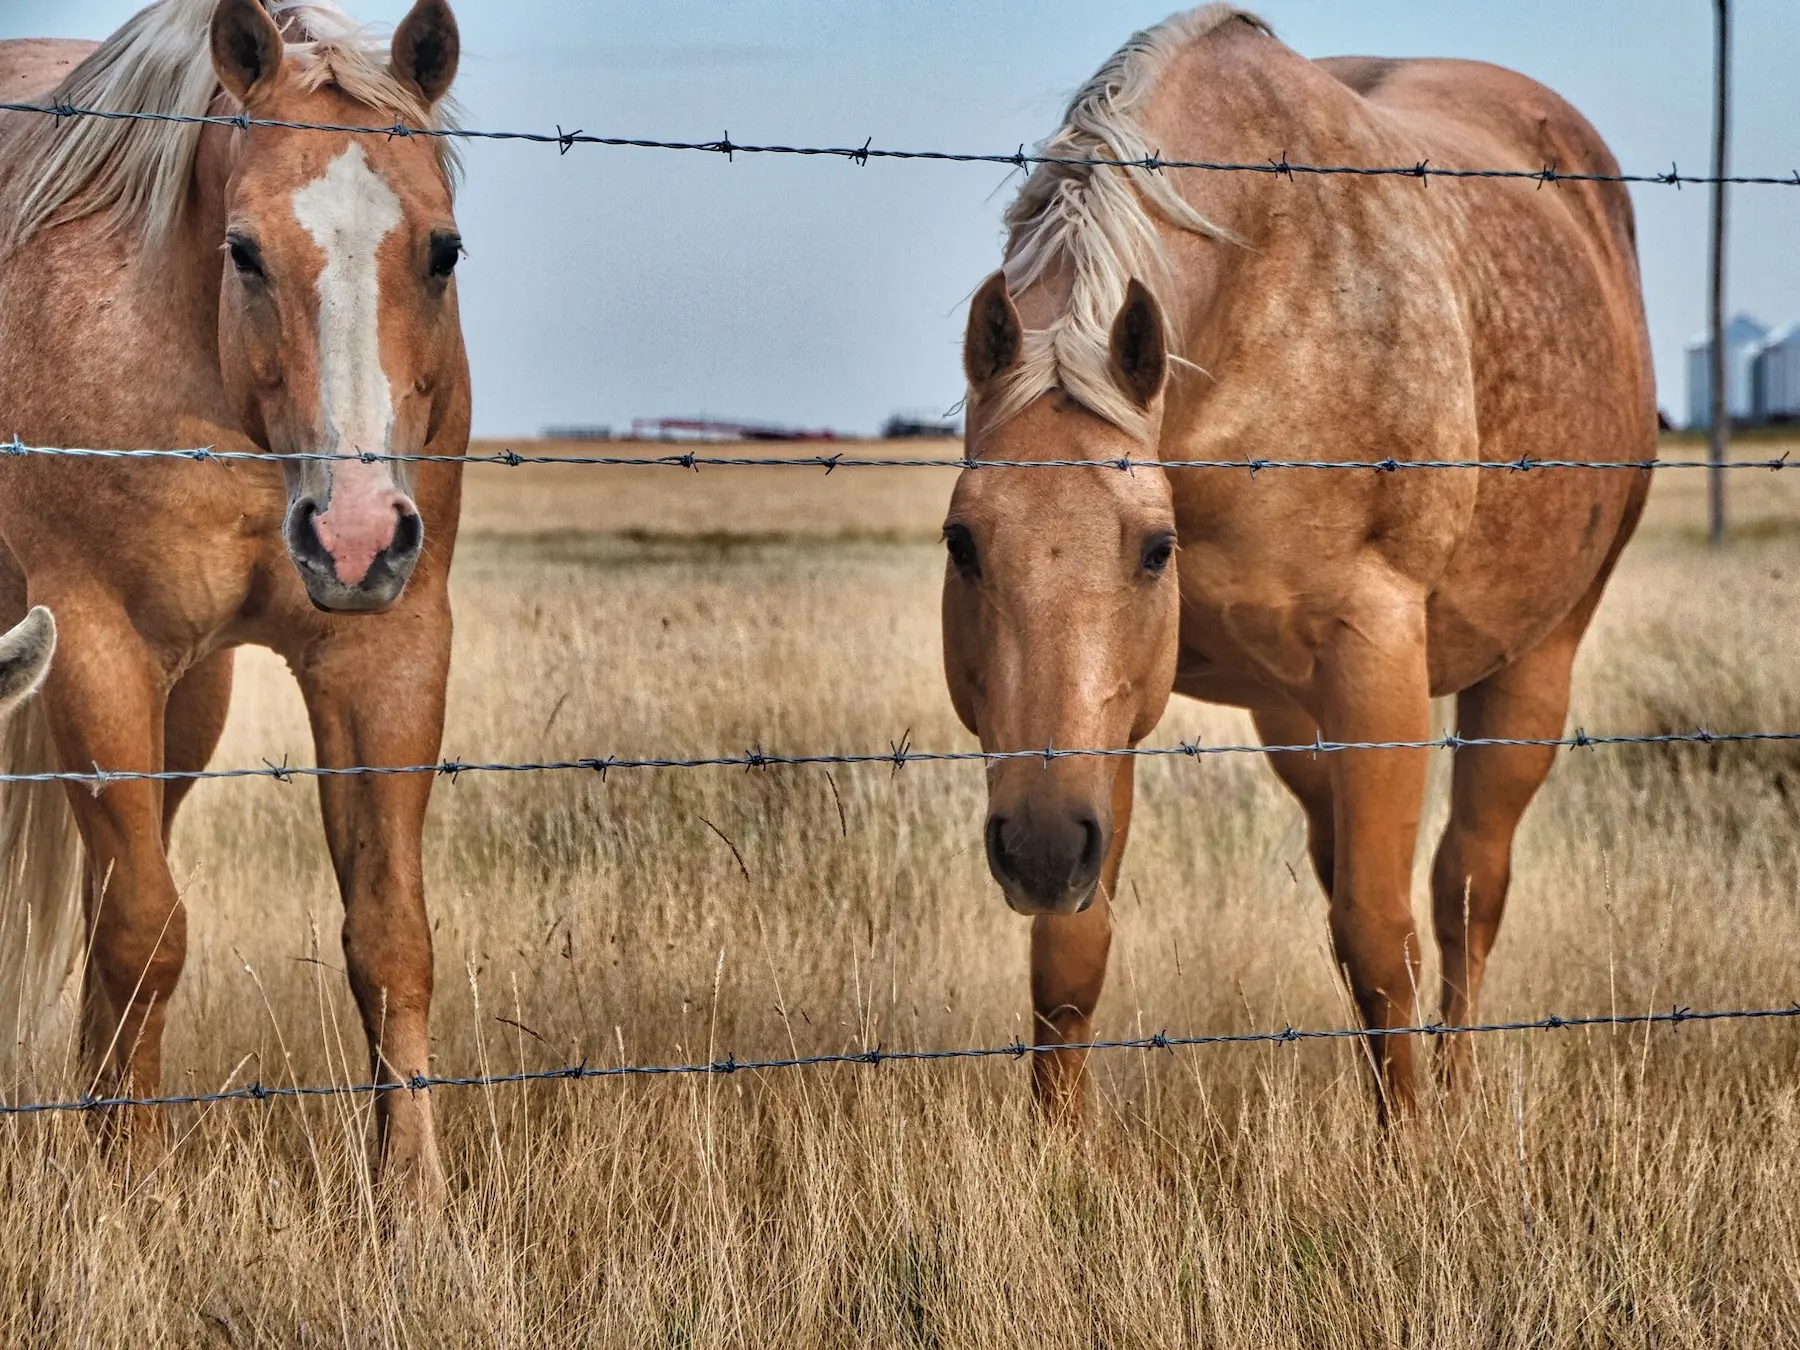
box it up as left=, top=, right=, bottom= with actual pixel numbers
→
left=0, top=607, right=81, bottom=1041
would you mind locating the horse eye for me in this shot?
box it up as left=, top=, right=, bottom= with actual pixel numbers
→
left=943, top=523, right=980, bottom=578
left=1141, top=532, right=1176, bottom=576
left=429, top=235, right=462, bottom=279
left=226, top=234, right=264, bottom=280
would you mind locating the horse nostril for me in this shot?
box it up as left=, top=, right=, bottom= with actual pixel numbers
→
left=1076, top=812, right=1105, bottom=875
left=389, top=507, right=423, bottom=559
left=985, top=814, right=1015, bottom=882
left=284, top=499, right=326, bottom=564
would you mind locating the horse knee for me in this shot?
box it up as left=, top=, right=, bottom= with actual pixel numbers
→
left=87, top=877, right=186, bottom=1004
left=1431, top=828, right=1513, bottom=936
left=1327, top=895, right=1419, bottom=1009
left=341, top=902, right=433, bottom=1021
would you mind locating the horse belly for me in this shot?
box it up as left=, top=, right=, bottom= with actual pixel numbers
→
left=1423, top=472, right=1636, bottom=694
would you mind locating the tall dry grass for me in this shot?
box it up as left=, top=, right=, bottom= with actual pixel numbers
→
left=2, top=442, right=1799, bottom=1345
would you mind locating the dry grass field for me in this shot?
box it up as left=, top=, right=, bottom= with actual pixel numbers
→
left=4, top=437, right=1800, bottom=1346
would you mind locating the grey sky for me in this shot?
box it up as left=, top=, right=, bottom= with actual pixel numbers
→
left=6, top=1, right=1796, bottom=437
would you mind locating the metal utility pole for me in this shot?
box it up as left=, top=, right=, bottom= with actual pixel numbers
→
left=1707, top=0, right=1731, bottom=547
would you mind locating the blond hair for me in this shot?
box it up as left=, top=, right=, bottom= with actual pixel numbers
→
left=0, top=0, right=458, bottom=251
left=984, top=5, right=1268, bottom=437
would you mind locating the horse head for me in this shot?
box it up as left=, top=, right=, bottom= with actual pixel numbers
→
left=209, top=0, right=465, bottom=612
left=944, top=271, right=1181, bottom=916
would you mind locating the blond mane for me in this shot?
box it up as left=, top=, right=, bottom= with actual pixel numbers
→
left=984, top=4, right=1270, bottom=438
left=0, top=0, right=458, bottom=252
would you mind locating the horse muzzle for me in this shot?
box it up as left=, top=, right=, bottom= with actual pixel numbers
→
left=985, top=803, right=1108, bottom=916
left=284, top=481, right=423, bottom=613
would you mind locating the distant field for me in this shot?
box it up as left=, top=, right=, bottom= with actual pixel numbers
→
left=1638, top=434, right=1800, bottom=542
left=459, top=436, right=959, bottom=539
left=467, top=432, right=1800, bottom=544
left=3, top=435, right=1798, bottom=1345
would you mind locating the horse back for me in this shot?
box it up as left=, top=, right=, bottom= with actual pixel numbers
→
left=1318, top=55, right=1639, bottom=272
left=0, top=40, right=96, bottom=110
left=0, top=41, right=98, bottom=204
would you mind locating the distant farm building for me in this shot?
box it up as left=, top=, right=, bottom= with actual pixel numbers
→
left=1751, top=323, right=1800, bottom=424
left=630, top=417, right=842, bottom=442
left=1685, top=314, right=1768, bottom=428
left=1685, top=314, right=1800, bottom=428
left=882, top=412, right=962, bottom=439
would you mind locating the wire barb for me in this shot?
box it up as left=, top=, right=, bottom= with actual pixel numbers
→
left=888, top=730, right=913, bottom=775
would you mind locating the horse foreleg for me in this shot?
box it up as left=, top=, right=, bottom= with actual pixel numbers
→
left=160, top=649, right=235, bottom=847
left=297, top=621, right=449, bottom=1206
left=1254, top=701, right=1337, bottom=896
left=39, top=602, right=181, bottom=1158
left=1030, top=756, right=1134, bottom=1120
left=1316, top=581, right=1431, bottom=1121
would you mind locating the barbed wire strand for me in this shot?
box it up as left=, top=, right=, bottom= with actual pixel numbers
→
left=6, top=727, right=1795, bottom=790
left=2, top=100, right=1798, bottom=188
left=2, top=439, right=1793, bottom=474
left=4, top=1002, right=1794, bottom=1117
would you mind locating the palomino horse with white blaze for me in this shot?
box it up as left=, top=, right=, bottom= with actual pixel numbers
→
left=0, top=0, right=468, bottom=1198
left=946, top=5, right=1652, bottom=1117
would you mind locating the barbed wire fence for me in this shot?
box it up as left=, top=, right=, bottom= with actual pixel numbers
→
left=2, top=89, right=1799, bottom=1120
left=3, top=97, right=1800, bottom=187
left=7, top=1004, right=1799, bottom=1118
left=4, top=437, right=1799, bottom=473
left=0, top=726, right=1789, bottom=792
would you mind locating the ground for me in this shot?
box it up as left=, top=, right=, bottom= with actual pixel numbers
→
left=2, top=438, right=1799, bottom=1346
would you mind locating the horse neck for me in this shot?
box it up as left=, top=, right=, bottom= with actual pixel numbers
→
left=153, top=119, right=236, bottom=356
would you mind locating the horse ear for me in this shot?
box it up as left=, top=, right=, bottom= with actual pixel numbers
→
left=1109, top=278, right=1167, bottom=408
left=391, top=0, right=461, bottom=107
left=209, top=0, right=283, bottom=106
left=964, top=271, right=1022, bottom=388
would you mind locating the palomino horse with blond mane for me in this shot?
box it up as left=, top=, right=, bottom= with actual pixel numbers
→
left=0, top=0, right=467, bottom=1198
left=947, top=6, right=1652, bottom=1117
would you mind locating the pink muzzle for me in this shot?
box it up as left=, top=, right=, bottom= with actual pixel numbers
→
left=283, top=459, right=425, bottom=612
left=312, top=462, right=415, bottom=586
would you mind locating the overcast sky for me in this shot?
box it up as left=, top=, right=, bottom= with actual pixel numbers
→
left=7, top=1, right=1796, bottom=437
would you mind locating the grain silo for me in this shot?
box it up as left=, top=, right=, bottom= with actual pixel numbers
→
left=1686, top=314, right=1769, bottom=428
left=1751, top=323, right=1800, bottom=424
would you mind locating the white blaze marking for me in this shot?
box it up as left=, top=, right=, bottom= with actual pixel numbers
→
left=291, top=143, right=402, bottom=460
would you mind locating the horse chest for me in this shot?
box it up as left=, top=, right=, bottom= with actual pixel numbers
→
left=1174, top=568, right=1331, bottom=699
left=7, top=459, right=277, bottom=641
